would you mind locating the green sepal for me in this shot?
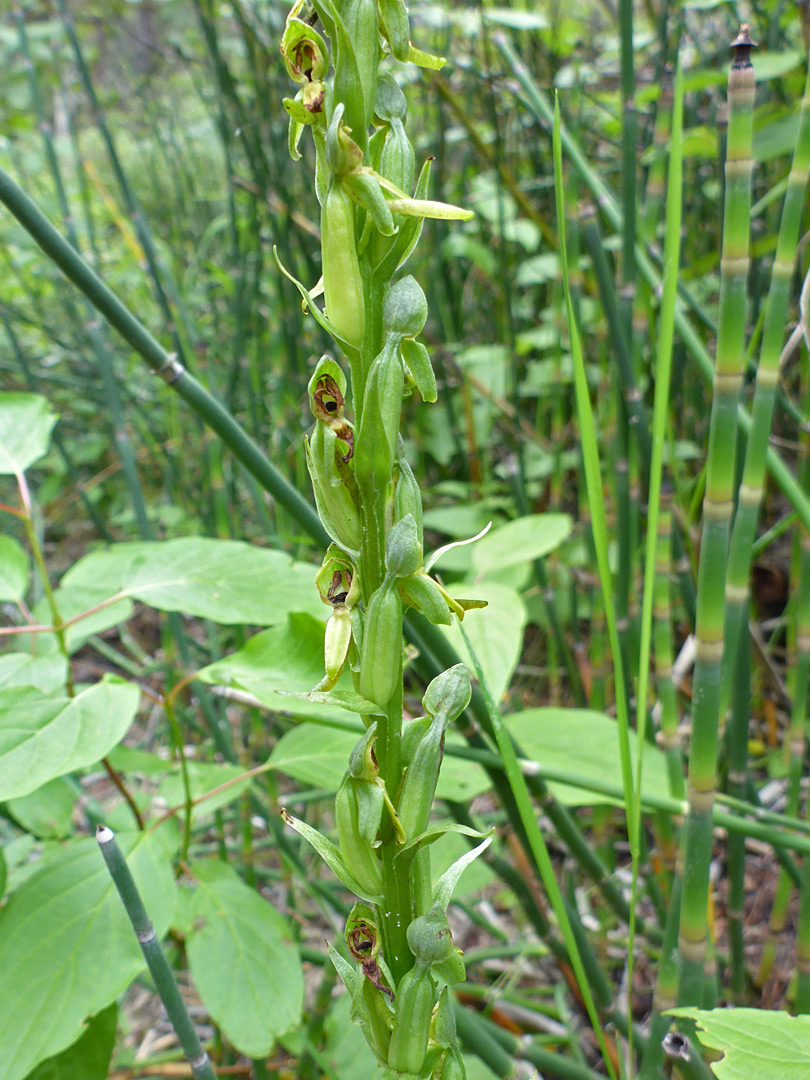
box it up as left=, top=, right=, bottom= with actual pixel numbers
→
left=401, top=715, right=431, bottom=764
left=408, top=42, right=446, bottom=70
left=343, top=0, right=381, bottom=132
left=281, top=807, right=382, bottom=903
left=374, top=72, right=407, bottom=123
left=406, top=904, right=457, bottom=965
left=398, top=571, right=453, bottom=626
left=401, top=338, right=436, bottom=402
left=354, top=777, right=386, bottom=844
left=383, top=275, right=428, bottom=337
left=431, top=949, right=466, bottom=987
left=311, top=0, right=368, bottom=149
left=305, top=433, right=361, bottom=557
left=355, top=339, right=404, bottom=492
left=343, top=169, right=397, bottom=235
left=388, top=962, right=435, bottom=1074
left=385, top=513, right=423, bottom=578
left=433, top=987, right=457, bottom=1048
left=379, top=118, right=415, bottom=196
left=348, top=722, right=380, bottom=780
left=377, top=0, right=410, bottom=60
left=432, top=1046, right=466, bottom=1080
left=335, top=777, right=384, bottom=895
left=423, top=664, right=471, bottom=723
left=394, top=454, right=424, bottom=547
left=372, top=156, right=431, bottom=280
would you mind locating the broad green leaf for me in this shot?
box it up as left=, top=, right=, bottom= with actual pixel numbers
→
left=0, top=651, right=67, bottom=694
left=0, top=675, right=140, bottom=800
left=0, top=393, right=57, bottom=474
left=6, top=777, right=75, bottom=839
left=186, top=860, right=303, bottom=1058
left=62, top=538, right=324, bottom=625
left=198, top=614, right=352, bottom=722
left=26, top=1004, right=117, bottom=1080
left=0, top=848, right=6, bottom=899
left=440, top=583, right=526, bottom=705
left=505, top=708, right=669, bottom=807
left=0, top=831, right=173, bottom=1080
left=472, top=513, right=573, bottom=574
left=268, top=723, right=358, bottom=790
left=667, top=1007, right=810, bottom=1080
left=0, top=536, right=28, bottom=602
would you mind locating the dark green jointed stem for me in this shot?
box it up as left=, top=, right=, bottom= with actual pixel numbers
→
left=792, top=340, right=810, bottom=1010
left=96, top=827, right=217, bottom=1080
left=721, top=61, right=810, bottom=713
left=677, top=29, right=755, bottom=1006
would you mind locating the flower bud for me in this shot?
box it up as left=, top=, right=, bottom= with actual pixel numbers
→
left=401, top=337, right=436, bottom=403
left=322, top=179, right=365, bottom=349
left=336, top=775, right=382, bottom=895
left=359, top=576, right=403, bottom=707
left=394, top=455, right=423, bottom=547
left=396, top=710, right=449, bottom=840
left=385, top=513, right=422, bottom=578
left=355, top=339, right=404, bottom=492
left=397, top=570, right=453, bottom=626
left=422, top=664, right=471, bottom=723
left=305, top=433, right=361, bottom=554
left=432, top=986, right=457, bottom=1049
left=407, top=905, right=456, bottom=965
left=383, top=276, right=428, bottom=338
left=377, top=0, right=410, bottom=62
left=343, top=0, right=380, bottom=131
left=387, top=964, right=435, bottom=1074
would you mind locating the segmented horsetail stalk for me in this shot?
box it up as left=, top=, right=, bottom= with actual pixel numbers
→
left=792, top=328, right=810, bottom=1011
left=720, top=59, right=810, bottom=715
left=677, top=25, right=756, bottom=1006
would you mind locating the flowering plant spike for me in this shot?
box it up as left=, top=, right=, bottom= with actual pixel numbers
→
left=278, top=3, right=483, bottom=1075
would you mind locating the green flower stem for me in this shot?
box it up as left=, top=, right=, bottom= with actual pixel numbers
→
left=96, top=827, right=217, bottom=1080
left=720, top=61, right=810, bottom=715
left=0, top=164, right=328, bottom=546
left=677, top=28, right=756, bottom=1007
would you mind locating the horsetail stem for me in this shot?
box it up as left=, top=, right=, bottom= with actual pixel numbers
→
left=677, top=25, right=756, bottom=1007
